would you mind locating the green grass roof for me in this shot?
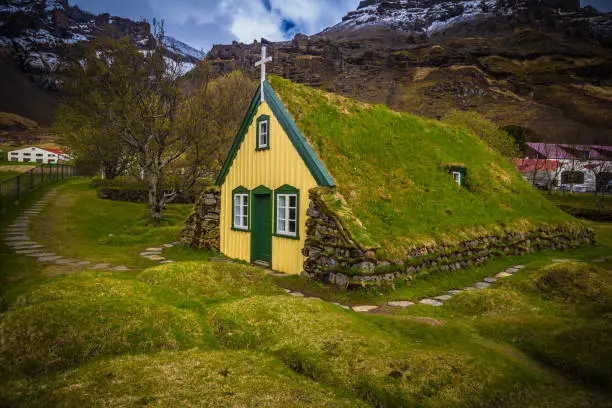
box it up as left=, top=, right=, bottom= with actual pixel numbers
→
left=268, top=76, right=574, bottom=258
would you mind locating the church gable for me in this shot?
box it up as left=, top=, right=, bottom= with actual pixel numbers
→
left=216, top=81, right=335, bottom=188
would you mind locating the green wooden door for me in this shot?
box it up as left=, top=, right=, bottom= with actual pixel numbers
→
left=251, top=192, right=272, bottom=264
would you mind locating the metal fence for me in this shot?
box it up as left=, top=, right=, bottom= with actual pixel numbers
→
left=0, top=164, right=76, bottom=220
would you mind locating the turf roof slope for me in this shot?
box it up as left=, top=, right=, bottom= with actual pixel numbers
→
left=268, top=75, right=578, bottom=259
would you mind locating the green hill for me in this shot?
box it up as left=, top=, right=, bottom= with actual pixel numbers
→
left=269, top=76, right=576, bottom=259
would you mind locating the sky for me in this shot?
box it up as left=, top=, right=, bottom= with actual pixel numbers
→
left=69, top=0, right=359, bottom=52
left=70, top=0, right=610, bottom=53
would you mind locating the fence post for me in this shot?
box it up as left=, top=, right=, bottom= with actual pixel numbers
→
left=15, top=175, right=20, bottom=203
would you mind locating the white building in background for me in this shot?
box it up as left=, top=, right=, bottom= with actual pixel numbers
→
left=8, top=147, right=71, bottom=164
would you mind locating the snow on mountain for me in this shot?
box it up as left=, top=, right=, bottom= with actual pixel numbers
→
left=326, top=0, right=611, bottom=43
left=163, top=36, right=206, bottom=62
left=0, top=0, right=203, bottom=92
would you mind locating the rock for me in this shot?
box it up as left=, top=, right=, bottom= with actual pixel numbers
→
left=352, top=261, right=375, bottom=271
left=89, top=263, right=111, bottom=270
left=448, top=289, right=463, bottom=295
left=483, top=277, right=497, bottom=283
left=434, top=295, right=452, bottom=301
left=110, top=266, right=131, bottom=271
left=463, top=286, right=477, bottom=291
left=388, top=300, right=415, bottom=308
left=352, top=305, right=378, bottom=312
left=140, top=252, right=162, bottom=256
left=289, top=292, right=305, bottom=297
left=144, top=255, right=165, bottom=261
left=145, top=247, right=164, bottom=252
left=495, top=272, right=511, bottom=278
left=38, top=256, right=62, bottom=262
left=335, top=273, right=350, bottom=287
left=159, top=260, right=175, bottom=264
left=474, top=282, right=491, bottom=289
left=419, top=299, right=443, bottom=307
left=505, top=267, right=520, bottom=274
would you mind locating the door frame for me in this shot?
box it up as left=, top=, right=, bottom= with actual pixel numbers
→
left=250, top=185, right=273, bottom=265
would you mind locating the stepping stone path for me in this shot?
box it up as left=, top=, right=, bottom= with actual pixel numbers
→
left=2, top=190, right=131, bottom=275
left=136, top=242, right=180, bottom=265
left=345, top=264, right=528, bottom=313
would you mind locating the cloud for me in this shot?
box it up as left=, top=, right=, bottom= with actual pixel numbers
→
left=70, top=0, right=359, bottom=51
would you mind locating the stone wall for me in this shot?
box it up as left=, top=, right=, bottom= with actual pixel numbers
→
left=180, top=187, right=221, bottom=251
left=302, top=189, right=596, bottom=289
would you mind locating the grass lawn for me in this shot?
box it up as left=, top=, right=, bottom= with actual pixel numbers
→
left=1, top=178, right=611, bottom=407
left=26, top=179, right=198, bottom=269
left=545, top=190, right=612, bottom=211
left=0, top=171, right=19, bottom=181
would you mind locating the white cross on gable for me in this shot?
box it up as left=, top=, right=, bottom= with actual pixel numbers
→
left=255, top=45, right=273, bottom=103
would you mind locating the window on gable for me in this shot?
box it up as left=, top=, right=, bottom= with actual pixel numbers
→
left=275, top=185, right=299, bottom=238
left=233, top=189, right=249, bottom=231
left=256, top=115, right=270, bottom=150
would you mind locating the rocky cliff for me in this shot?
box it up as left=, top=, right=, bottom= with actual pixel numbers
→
left=0, top=0, right=203, bottom=124
left=207, top=0, right=612, bottom=144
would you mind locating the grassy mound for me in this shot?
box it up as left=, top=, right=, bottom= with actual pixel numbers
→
left=532, top=262, right=612, bottom=310
left=11, top=272, right=151, bottom=309
left=269, top=76, right=573, bottom=256
left=1, top=350, right=366, bottom=408
left=0, top=274, right=214, bottom=377
left=139, top=262, right=284, bottom=305
left=209, top=296, right=544, bottom=407
left=446, top=289, right=532, bottom=316
left=449, top=261, right=612, bottom=387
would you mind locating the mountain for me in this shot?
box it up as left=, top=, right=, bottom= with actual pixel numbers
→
left=207, top=0, right=612, bottom=144
left=0, top=0, right=203, bottom=125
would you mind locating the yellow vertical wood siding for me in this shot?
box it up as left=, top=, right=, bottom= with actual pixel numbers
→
left=220, top=101, right=318, bottom=275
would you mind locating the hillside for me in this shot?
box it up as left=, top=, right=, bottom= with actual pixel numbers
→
left=208, top=0, right=612, bottom=144
left=269, top=75, right=575, bottom=257
left=0, top=0, right=203, bottom=126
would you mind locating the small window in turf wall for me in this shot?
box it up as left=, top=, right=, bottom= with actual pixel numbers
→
left=448, top=166, right=467, bottom=187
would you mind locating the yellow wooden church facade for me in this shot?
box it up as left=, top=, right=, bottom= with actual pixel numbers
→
left=216, top=80, right=335, bottom=275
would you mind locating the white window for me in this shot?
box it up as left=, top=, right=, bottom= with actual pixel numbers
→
left=452, top=171, right=461, bottom=185
left=258, top=120, right=268, bottom=148
left=276, top=194, right=297, bottom=237
left=10, top=152, right=17, bottom=156
left=233, top=194, right=249, bottom=230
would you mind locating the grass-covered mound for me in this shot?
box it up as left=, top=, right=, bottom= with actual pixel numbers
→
left=139, top=262, right=284, bottom=305
left=445, top=261, right=612, bottom=387
left=0, top=273, right=213, bottom=377
left=269, top=76, right=574, bottom=257
left=208, top=296, right=545, bottom=407
left=2, top=350, right=365, bottom=408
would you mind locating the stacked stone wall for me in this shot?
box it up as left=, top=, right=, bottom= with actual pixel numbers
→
left=180, top=187, right=221, bottom=251
left=302, top=189, right=595, bottom=289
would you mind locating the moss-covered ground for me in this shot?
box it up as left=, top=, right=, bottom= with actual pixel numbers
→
left=1, top=180, right=611, bottom=407
left=268, top=76, right=575, bottom=258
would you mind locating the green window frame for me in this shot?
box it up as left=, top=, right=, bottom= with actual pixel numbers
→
left=256, top=115, right=270, bottom=151
left=232, top=186, right=250, bottom=232
left=274, top=185, right=299, bottom=240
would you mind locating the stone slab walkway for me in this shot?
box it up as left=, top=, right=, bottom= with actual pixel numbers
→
left=2, top=190, right=131, bottom=276
left=284, top=264, right=527, bottom=313
left=137, top=243, right=178, bottom=265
